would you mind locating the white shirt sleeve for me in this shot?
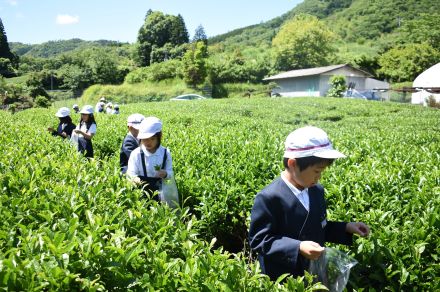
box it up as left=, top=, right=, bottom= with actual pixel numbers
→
left=126, top=147, right=143, bottom=178
left=87, top=123, right=97, bottom=135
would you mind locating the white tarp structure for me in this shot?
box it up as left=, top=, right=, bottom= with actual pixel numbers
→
left=411, top=62, right=440, bottom=105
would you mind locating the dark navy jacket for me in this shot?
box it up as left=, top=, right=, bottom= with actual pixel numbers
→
left=52, top=122, right=76, bottom=139
left=248, top=178, right=352, bottom=281
left=120, top=134, right=139, bottom=174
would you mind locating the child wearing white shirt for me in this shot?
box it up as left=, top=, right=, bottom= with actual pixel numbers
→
left=126, top=117, right=173, bottom=199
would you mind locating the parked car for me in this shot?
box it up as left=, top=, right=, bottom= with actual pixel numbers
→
left=170, top=94, right=207, bottom=101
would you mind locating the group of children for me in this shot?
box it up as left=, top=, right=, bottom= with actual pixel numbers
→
left=48, top=104, right=97, bottom=158
left=95, top=97, right=120, bottom=115
left=48, top=105, right=173, bottom=197
left=48, top=102, right=370, bottom=281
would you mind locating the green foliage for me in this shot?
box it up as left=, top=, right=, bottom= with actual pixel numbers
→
left=398, top=13, right=440, bottom=50
left=125, top=59, right=182, bottom=84
left=192, top=25, right=208, bottom=44
left=0, top=18, right=18, bottom=76
left=327, top=75, right=347, bottom=97
left=378, top=43, right=440, bottom=82
left=136, top=11, right=189, bottom=66
left=2, top=98, right=439, bottom=290
left=34, top=95, right=51, bottom=108
left=209, top=50, right=272, bottom=84
left=10, top=38, right=127, bottom=58
left=81, top=79, right=198, bottom=104
left=25, top=72, right=50, bottom=99
left=182, top=42, right=208, bottom=87
left=272, top=14, right=337, bottom=71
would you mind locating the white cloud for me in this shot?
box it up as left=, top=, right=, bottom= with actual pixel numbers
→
left=56, top=14, right=79, bottom=25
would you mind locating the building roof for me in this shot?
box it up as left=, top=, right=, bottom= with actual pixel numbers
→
left=264, top=64, right=372, bottom=81
left=413, top=62, right=440, bottom=87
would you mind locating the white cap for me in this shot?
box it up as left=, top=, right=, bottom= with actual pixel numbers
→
left=284, top=126, right=346, bottom=159
left=100, top=97, right=106, bottom=102
left=137, top=117, right=162, bottom=139
left=80, top=105, right=94, bottom=115
left=55, top=107, right=70, bottom=118
left=127, top=113, right=145, bottom=130
left=72, top=104, right=79, bottom=109
left=114, top=104, right=119, bottom=109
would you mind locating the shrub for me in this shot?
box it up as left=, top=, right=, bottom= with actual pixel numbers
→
left=34, top=95, right=51, bottom=108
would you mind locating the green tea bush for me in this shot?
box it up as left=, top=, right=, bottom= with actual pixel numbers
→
left=1, top=98, right=439, bottom=290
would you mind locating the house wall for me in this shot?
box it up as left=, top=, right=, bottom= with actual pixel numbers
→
left=319, top=74, right=366, bottom=96
left=272, top=76, right=320, bottom=97
left=271, top=65, right=373, bottom=97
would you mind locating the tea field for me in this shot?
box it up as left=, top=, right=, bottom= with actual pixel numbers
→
left=0, top=97, right=439, bottom=290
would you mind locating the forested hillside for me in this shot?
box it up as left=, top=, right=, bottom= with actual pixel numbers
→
left=10, top=39, right=127, bottom=58
left=210, top=0, right=440, bottom=50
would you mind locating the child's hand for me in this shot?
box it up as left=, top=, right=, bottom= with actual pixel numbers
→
left=346, top=222, right=370, bottom=237
left=47, top=127, right=54, bottom=132
left=299, top=241, right=325, bottom=260
left=155, top=170, right=167, bottom=178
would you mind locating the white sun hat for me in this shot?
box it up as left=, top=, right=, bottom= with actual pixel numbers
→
left=127, top=113, right=145, bottom=130
left=137, top=117, right=162, bottom=139
left=55, top=107, right=70, bottom=118
left=284, top=126, right=346, bottom=159
left=79, top=105, right=94, bottom=115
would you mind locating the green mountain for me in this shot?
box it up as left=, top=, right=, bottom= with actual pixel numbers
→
left=10, top=38, right=127, bottom=58
left=209, top=0, right=440, bottom=53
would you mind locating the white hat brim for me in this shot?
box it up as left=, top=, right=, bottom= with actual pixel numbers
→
left=137, top=132, right=155, bottom=140
left=284, top=149, right=346, bottom=159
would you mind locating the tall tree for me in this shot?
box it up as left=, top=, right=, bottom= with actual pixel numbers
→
left=192, top=25, right=208, bottom=45
left=271, top=14, right=336, bottom=71
left=170, top=14, right=189, bottom=45
left=0, top=18, right=17, bottom=76
left=0, top=18, right=13, bottom=60
left=136, top=11, right=189, bottom=66
left=182, top=42, right=208, bottom=87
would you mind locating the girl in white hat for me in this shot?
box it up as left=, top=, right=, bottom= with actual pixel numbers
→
left=47, top=107, right=76, bottom=139
left=71, top=105, right=97, bottom=158
left=126, top=117, right=174, bottom=198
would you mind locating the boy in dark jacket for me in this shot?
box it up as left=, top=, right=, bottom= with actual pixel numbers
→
left=249, top=126, right=370, bottom=281
left=120, top=113, right=145, bottom=174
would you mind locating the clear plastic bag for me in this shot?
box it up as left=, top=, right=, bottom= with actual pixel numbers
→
left=309, top=247, right=358, bottom=292
left=70, top=131, right=78, bottom=147
left=159, top=177, right=179, bottom=209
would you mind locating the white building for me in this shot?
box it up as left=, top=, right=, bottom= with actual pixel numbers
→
left=411, top=63, right=440, bottom=106
left=264, top=64, right=389, bottom=99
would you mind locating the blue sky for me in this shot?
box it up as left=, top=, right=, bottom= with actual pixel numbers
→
left=1, top=0, right=302, bottom=44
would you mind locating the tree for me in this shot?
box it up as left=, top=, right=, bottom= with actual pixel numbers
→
left=182, top=42, right=208, bottom=87
left=136, top=11, right=189, bottom=66
left=0, top=18, right=18, bottom=76
left=170, top=14, right=189, bottom=45
left=192, top=25, right=208, bottom=45
left=271, top=14, right=336, bottom=71
left=327, top=75, right=347, bottom=97
left=378, top=43, right=440, bottom=82
left=399, top=13, right=440, bottom=50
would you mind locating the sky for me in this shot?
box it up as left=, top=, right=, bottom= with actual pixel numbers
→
left=1, top=0, right=303, bottom=44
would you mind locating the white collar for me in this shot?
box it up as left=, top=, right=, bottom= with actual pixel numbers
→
left=281, top=172, right=308, bottom=197
left=141, top=144, right=161, bottom=157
